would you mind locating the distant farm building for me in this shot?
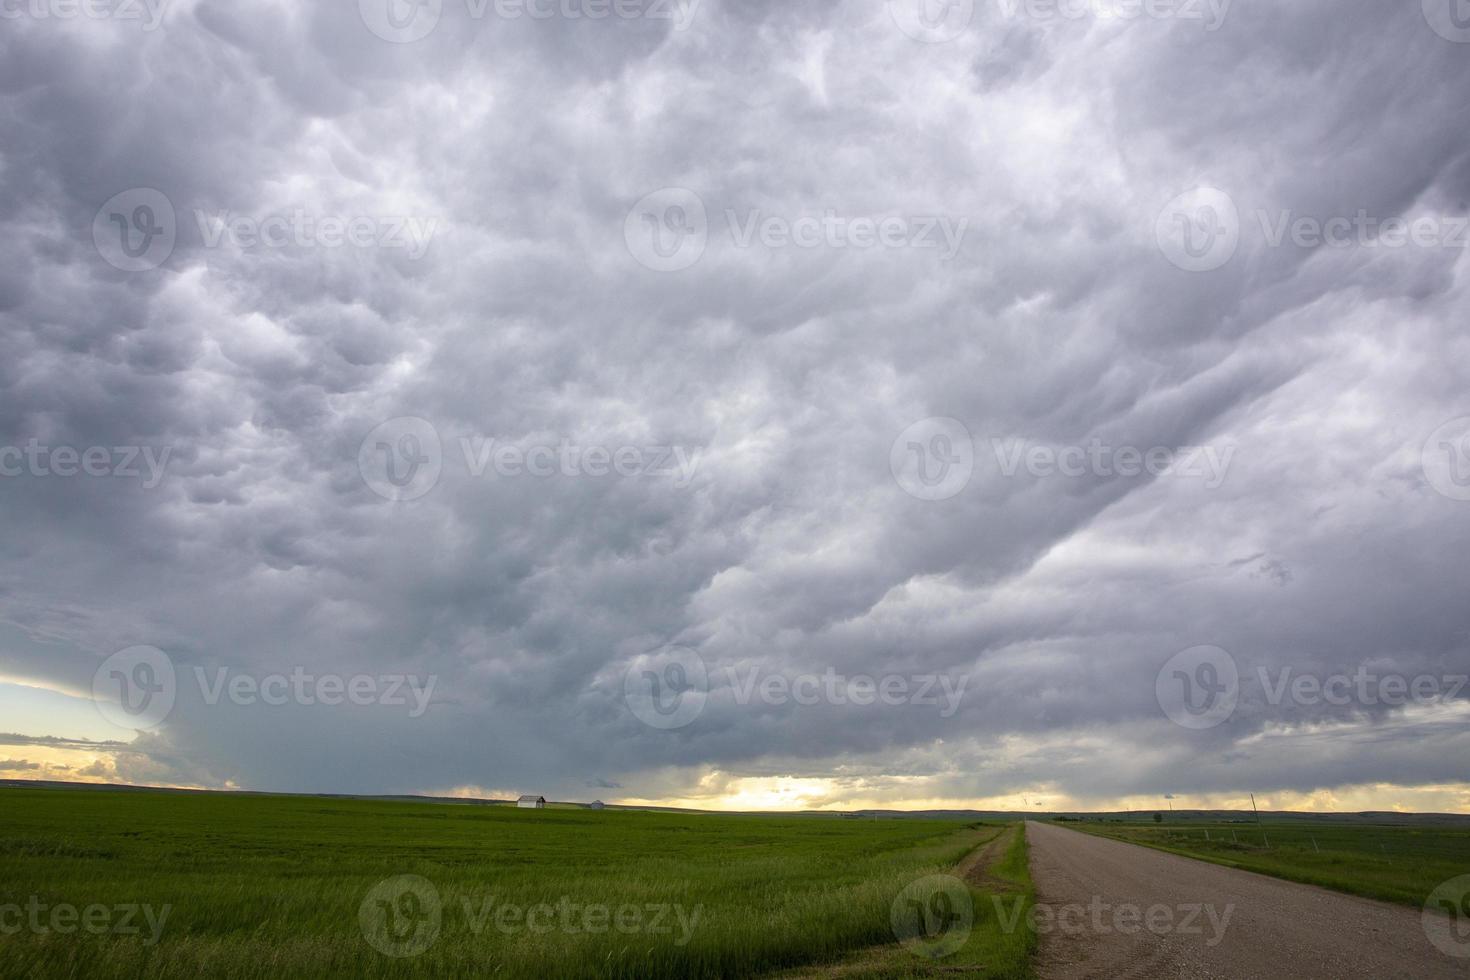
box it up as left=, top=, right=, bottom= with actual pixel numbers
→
left=517, top=795, right=546, bottom=809
left=589, top=800, right=605, bottom=810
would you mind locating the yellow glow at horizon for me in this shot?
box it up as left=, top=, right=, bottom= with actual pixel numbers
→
left=619, top=773, right=1470, bottom=815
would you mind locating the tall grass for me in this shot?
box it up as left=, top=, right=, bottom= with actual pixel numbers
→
left=959, top=824, right=1036, bottom=980
left=1067, top=820, right=1470, bottom=907
left=0, top=787, right=1000, bottom=979
left=776, top=822, right=1038, bottom=979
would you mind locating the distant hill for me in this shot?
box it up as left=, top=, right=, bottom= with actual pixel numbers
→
left=4, top=780, right=1468, bottom=824
left=804, top=807, right=1470, bottom=826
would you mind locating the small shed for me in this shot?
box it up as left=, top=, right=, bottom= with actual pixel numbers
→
left=589, top=800, right=605, bottom=810
left=517, top=794, right=546, bottom=809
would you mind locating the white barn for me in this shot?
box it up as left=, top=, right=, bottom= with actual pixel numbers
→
left=517, top=795, right=545, bottom=809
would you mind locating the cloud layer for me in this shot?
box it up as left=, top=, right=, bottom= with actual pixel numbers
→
left=2, top=0, right=1468, bottom=811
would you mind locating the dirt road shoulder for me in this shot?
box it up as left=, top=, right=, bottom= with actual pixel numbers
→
left=1027, top=820, right=1464, bottom=979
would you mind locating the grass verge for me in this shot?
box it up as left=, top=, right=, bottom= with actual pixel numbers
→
left=1061, top=819, right=1470, bottom=908
left=1, top=785, right=1007, bottom=979
left=775, top=821, right=1037, bottom=978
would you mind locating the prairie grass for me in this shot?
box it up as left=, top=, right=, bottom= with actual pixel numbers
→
left=0, top=787, right=1011, bottom=978
left=1067, top=819, right=1470, bottom=907
left=776, top=821, right=1037, bottom=979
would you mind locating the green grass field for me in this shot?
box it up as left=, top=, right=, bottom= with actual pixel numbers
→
left=1063, top=818, right=1470, bottom=907
left=0, top=786, right=1034, bottom=979
left=779, top=823, right=1036, bottom=979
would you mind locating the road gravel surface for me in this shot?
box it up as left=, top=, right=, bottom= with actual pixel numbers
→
left=1026, top=820, right=1465, bottom=979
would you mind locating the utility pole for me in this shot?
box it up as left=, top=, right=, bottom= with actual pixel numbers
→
left=1250, top=793, right=1269, bottom=849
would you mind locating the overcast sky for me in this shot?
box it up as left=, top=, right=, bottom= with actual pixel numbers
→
left=1, top=0, right=1468, bottom=812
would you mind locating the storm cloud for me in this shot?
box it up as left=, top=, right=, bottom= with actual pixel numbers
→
left=1, top=0, right=1468, bottom=811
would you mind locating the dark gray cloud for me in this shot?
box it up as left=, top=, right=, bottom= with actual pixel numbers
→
left=0, top=0, right=1468, bottom=809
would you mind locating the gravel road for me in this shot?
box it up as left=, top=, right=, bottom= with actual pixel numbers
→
left=1025, top=821, right=1466, bottom=979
